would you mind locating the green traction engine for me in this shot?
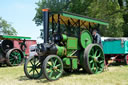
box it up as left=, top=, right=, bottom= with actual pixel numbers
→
left=0, top=35, right=31, bottom=66
left=24, top=9, right=109, bottom=81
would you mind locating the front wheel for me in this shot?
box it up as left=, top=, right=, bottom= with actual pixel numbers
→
left=42, top=55, right=63, bottom=81
left=24, top=56, right=43, bottom=79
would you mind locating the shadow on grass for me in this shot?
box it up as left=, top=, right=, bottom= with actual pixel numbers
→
left=16, top=70, right=88, bottom=83
left=17, top=75, right=52, bottom=83
left=17, top=75, right=44, bottom=81
left=36, top=71, right=88, bottom=83
left=17, top=76, right=32, bottom=81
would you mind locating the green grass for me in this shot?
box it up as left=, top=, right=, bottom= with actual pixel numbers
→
left=0, top=65, right=128, bottom=85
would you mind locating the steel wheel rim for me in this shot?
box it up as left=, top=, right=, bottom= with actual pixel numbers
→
left=88, top=45, right=104, bottom=73
left=26, top=57, right=42, bottom=78
left=45, top=56, right=63, bottom=80
left=9, top=50, right=22, bottom=65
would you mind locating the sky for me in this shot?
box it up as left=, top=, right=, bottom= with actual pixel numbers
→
left=0, top=0, right=42, bottom=40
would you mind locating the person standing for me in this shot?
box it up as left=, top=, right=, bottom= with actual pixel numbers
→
left=92, top=29, right=102, bottom=46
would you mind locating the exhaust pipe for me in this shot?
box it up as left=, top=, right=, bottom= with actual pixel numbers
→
left=42, top=9, right=49, bottom=43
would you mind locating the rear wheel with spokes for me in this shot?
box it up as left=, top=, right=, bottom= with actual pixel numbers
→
left=24, top=56, right=43, bottom=79
left=6, top=48, right=24, bottom=66
left=83, top=44, right=105, bottom=74
left=42, top=55, right=63, bottom=81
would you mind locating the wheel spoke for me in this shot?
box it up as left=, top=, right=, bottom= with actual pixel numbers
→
left=95, top=50, right=98, bottom=56
left=97, top=52, right=101, bottom=58
left=9, top=58, right=14, bottom=61
left=17, top=53, right=20, bottom=56
left=99, top=61, right=104, bottom=64
left=94, top=63, right=98, bottom=68
left=94, top=63, right=98, bottom=72
left=29, top=69, right=33, bottom=73
left=30, top=60, right=34, bottom=66
left=35, top=61, right=40, bottom=66
left=11, top=54, right=15, bottom=56
left=89, top=60, right=93, bottom=63
left=33, top=70, right=35, bottom=77
left=18, top=56, right=21, bottom=62
left=55, top=70, right=62, bottom=78
left=49, top=70, right=53, bottom=77
left=16, top=59, right=18, bottom=64
left=13, top=60, right=16, bottom=64
left=56, top=69, right=61, bottom=73
left=18, top=58, right=21, bottom=64
left=56, top=64, right=61, bottom=67
left=35, top=69, right=39, bottom=75
left=95, top=67, right=98, bottom=72
left=54, top=59, right=58, bottom=66
left=13, top=52, right=17, bottom=55
left=50, top=59, right=55, bottom=66
left=91, top=63, right=94, bottom=69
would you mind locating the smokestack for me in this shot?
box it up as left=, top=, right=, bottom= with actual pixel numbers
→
left=42, top=9, right=49, bottom=43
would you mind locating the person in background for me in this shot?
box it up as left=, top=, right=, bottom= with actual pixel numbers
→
left=92, top=29, right=102, bottom=46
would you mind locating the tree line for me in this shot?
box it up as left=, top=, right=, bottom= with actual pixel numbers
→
left=0, top=17, right=17, bottom=35
left=33, top=0, right=128, bottom=37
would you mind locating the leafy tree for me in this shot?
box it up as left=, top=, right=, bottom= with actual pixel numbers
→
left=33, top=0, right=93, bottom=26
left=67, top=0, right=92, bottom=15
left=0, top=17, right=17, bottom=35
left=33, top=0, right=71, bottom=26
left=87, top=0, right=124, bottom=37
left=33, top=0, right=128, bottom=37
left=117, top=0, right=128, bottom=37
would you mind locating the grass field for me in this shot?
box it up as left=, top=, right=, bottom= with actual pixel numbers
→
left=0, top=65, right=128, bottom=85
